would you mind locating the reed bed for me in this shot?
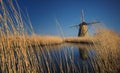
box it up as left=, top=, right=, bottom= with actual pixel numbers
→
left=92, top=28, right=120, bottom=73
left=29, top=35, right=63, bottom=45
left=0, top=0, right=120, bottom=73
left=64, top=36, right=96, bottom=44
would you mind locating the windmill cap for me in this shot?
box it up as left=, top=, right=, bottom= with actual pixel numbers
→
left=81, top=22, right=87, bottom=25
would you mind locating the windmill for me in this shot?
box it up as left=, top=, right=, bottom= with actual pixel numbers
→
left=70, top=10, right=100, bottom=37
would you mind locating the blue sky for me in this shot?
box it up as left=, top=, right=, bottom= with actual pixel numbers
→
left=19, top=0, right=120, bottom=36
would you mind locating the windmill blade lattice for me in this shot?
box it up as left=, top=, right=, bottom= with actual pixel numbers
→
left=70, top=24, right=79, bottom=28
left=87, top=21, right=101, bottom=25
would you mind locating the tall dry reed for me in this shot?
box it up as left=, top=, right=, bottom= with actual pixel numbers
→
left=0, top=0, right=120, bottom=73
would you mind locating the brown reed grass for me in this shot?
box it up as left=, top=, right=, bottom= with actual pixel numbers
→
left=0, top=0, right=120, bottom=73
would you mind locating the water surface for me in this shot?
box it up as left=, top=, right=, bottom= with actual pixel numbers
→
left=38, top=43, right=96, bottom=73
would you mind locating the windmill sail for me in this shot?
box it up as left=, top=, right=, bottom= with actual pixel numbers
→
left=70, top=24, right=79, bottom=28
left=69, top=10, right=101, bottom=37
left=81, top=10, right=84, bottom=22
left=87, top=21, right=101, bottom=25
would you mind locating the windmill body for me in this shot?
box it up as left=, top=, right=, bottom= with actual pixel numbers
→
left=78, top=22, right=88, bottom=37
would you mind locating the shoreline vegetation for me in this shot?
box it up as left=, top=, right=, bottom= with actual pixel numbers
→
left=1, top=28, right=119, bottom=46
left=0, top=35, right=95, bottom=47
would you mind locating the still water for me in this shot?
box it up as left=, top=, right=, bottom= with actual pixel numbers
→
left=36, top=43, right=97, bottom=73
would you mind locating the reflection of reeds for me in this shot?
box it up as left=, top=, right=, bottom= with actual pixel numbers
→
left=0, top=0, right=120, bottom=73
